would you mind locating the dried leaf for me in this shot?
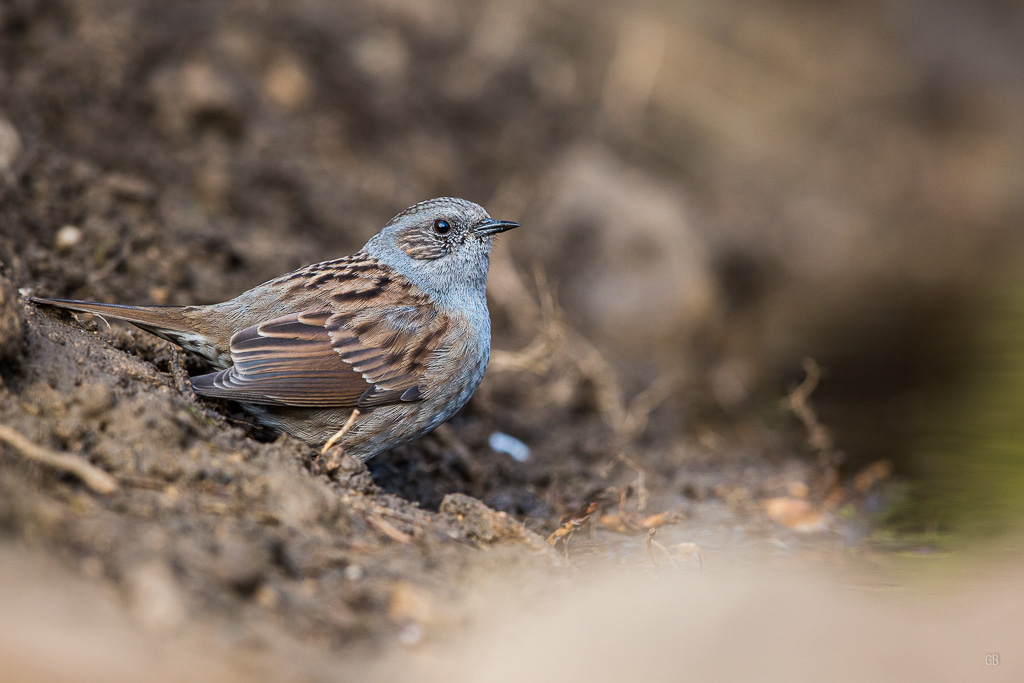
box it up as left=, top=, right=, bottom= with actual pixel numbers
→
left=762, top=496, right=830, bottom=532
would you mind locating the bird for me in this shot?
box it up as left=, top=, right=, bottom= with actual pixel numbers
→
left=31, top=197, right=520, bottom=460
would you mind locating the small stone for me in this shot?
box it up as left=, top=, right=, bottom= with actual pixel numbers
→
left=55, top=225, right=83, bottom=251
left=488, top=431, right=531, bottom=462
left=148, top=286, right=170, bottom=305
left=254, top=584, right=280, bottom=608
left=265, top=56, right=313, bottom=109
left=162, top=485, right=180, bottom=504
left=389, top=581, right=439, bottom=627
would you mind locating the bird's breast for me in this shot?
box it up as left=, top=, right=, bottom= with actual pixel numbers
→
left=422, top=309, right=490, bottom=408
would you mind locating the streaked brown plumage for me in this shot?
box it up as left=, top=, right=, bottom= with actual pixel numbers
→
left=31, top=197, right=519, bottom=459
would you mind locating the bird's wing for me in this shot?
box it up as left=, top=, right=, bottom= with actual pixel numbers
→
left=190, top=305, right=448, bottom=408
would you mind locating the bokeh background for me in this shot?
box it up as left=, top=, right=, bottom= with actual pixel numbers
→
left=2, top=0, right=1024, bottom=679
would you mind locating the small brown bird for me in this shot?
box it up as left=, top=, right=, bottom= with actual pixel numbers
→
left=32, top=197, right=519, bottom=460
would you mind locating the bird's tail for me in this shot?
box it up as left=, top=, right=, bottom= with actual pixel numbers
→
left=30, top=297, right=223, bottom=364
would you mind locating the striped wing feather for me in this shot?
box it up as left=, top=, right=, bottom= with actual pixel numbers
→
left=191, top=305, right=445, bottom=408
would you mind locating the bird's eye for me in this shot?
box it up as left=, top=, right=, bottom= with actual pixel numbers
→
left=432, top=219, right=451, bottom=235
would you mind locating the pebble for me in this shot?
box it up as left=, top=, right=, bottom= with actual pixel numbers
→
left=488, top=431, right=531, bottom=462
left=55, top=225, right=83, bottom=251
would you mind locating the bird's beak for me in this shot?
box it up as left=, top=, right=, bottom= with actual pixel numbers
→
left=473, top=218, right=520, bottom=238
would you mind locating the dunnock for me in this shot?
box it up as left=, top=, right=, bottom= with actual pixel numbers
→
left=31, top=197, right=519, bottom=460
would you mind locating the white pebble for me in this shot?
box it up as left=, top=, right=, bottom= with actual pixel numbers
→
left=488, top=431, right=531, bottom=462
left=55, top=225, right=82, bottom=251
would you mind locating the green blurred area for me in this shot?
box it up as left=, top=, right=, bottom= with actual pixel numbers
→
left=888, top=258, right=1024, bottom=540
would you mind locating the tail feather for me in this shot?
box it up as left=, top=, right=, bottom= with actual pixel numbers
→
left=30, top=297, right=227, bottom=366
left=30, top=297, right=193, bottom=333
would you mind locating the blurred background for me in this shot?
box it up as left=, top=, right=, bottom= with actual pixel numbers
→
left=5, top=0, right=1021, bottom=535
left=2, top=0, right=1024, bottom=678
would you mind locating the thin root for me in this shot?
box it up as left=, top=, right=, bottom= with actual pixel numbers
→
left=782, top=357, right=833, bottom=453
left=321, top=408, right=361, bottom=456
left=0, top=424, right=117, bottom=495
left=646, top=527, right=659, bottom=570
left=492, top=265, right=674, bottom=445
left=600, top=452, right=649, bottom=514
left=366, top=513, right=413, bottom=544
left=646, top=528, right=683, bottom=572
left=547, top=501, right=599, bottom=547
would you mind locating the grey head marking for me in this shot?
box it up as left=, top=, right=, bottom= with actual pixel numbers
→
left=363, top=197, right=519, bottom=309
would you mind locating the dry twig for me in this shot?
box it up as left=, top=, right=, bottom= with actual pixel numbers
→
left=781, top=358, right=833, bottom=453
left=490, top=265, right=675, bottom=444
left=547, top=501, right=599, bottom=548
left=366, top=514, right=413, bottom=544
left=598, top=489, right=683, bottom=535
left=646, top=528, right=684, bottom=572
left=0, top=424, right=117, bottom=495
left=489, top=266, right=563, bottom=374
left=600, top=453, right=649, bottom=514
left=621, top=373, right=678, bottom=442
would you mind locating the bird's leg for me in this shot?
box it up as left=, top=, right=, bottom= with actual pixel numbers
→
left=320, top=408, right=361, bottom=456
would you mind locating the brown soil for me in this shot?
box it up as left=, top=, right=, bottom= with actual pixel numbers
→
left=2, top=1, right=1023, bottom=680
